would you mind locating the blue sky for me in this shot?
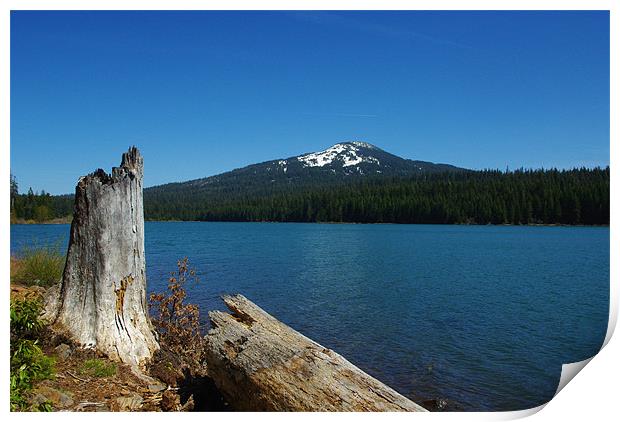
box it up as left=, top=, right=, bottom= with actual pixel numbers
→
left=11, top=11, right=609, bottom=194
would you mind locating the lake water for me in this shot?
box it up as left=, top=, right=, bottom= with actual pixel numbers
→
left=10, top=222, right=609, bottom=411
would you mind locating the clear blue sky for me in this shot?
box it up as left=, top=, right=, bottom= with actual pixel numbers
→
left=11, top=11, right=609, bottom=195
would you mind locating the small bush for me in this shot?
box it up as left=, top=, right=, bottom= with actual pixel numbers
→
left=79, top=359, right=117, bottom=378
left=11, top=339, right=55, bottom=384
left=10, top=298, right=44, bottom=339
left=11, top=243, right=65, bottom=287
left=10, top=298, right=55, bottom=411
left=149, top=258, right=206, bottom=372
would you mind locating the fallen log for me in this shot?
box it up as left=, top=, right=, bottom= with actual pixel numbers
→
left=205, top=294, right=427, bottom=412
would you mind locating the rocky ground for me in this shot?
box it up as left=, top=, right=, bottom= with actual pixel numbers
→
left=30, top=344, right=166, bottom=412
left=10, top=283, right=229, bottom=412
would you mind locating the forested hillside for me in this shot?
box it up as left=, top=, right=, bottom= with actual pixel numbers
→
left=144, top=167, right=609, bottom=225
left=11, top=167, right=609, bottom=226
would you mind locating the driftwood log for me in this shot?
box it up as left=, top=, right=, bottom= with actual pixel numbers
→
left=45, top=147, right=158, bottom=367
left=205, top=294, right=427, bottom=411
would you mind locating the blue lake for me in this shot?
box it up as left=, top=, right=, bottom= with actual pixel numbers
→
left=10, top=222, right=609, bottom=411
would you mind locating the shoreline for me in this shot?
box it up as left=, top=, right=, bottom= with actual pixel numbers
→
left=11, top=217, right=72, bottom=225
left=11, top=220, right=610, bottom=228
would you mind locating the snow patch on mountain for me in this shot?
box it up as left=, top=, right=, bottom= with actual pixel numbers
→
left=342, top=154, right=363, bottom=167
left=297, top=142, right=381, bottom=168
left=298, top=144, right=347, bottom=167
left=351, top=141, right=377, bottom=149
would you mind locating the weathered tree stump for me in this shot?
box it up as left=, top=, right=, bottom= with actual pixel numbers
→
left=45, top=147, right=158, bottom=367
left=205, top=294, right=427, bottom=411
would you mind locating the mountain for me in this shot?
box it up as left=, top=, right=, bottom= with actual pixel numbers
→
left=141, top=141, right=472, bottom=221
left=278, top=141, right=461, bottom=176
left=14, top=142, right=609, bottom=225
left=148, top=141, right=463, bottom=194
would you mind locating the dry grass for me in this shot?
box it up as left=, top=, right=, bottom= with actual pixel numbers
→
left=10, top=257, right=24, bottom=279
left=11, top=244, right=65, bottom=287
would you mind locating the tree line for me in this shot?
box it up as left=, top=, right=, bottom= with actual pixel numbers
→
left=144, top=167, right=609, bottom=225
left=11, top=167, right=610, bottom=225
left=10, top=174, right=73, bottom=222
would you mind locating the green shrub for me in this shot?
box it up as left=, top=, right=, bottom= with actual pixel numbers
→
left=10, top=298, right=44, bottom=339
left=33, top=401, right=53, bottom=412
left=11, top=339, right=55, bottom=386
left=10, top=374, right=29, bottom=411
left=11, top=243, right=65, bottom=287
left=79, top=359, right=117, bottom=378
left=10, top=298, right=55, bottom=411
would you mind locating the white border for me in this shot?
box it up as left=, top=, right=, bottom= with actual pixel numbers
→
left=2, top=2, right=616, bottom=421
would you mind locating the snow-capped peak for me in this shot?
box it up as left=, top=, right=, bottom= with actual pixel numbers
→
left=297, top=141, right=380, bottom=168
left=350, top=141, right=377, bottom=149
